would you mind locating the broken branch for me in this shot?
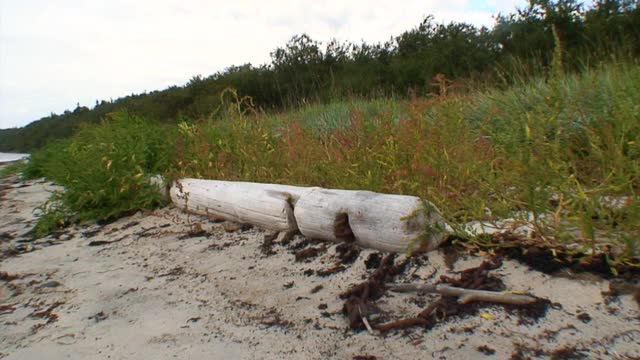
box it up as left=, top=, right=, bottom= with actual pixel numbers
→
left=358, top=305, right=374, bottom=334
left=387, top=283, right=538, bottom=305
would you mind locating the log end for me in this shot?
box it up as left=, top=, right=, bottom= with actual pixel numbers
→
left=399, top=201, right=448, bottom=255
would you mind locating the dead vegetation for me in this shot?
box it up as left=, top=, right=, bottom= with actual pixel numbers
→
left=340, top=255, right=552, bottom=333
left=28, top=301, right=64, bottom=324
left=451, top=232, right=640, bottom=278
left=341, top=254, right=409, bottom=330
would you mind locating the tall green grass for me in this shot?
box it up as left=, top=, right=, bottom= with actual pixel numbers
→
left=0, top=161, right=28, bottom=179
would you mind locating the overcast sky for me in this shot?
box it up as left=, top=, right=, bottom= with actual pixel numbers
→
left=0, top=0, right=526, bottom=129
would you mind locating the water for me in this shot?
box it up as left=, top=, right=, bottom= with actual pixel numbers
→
left=0, top=152, right=30, bottom=163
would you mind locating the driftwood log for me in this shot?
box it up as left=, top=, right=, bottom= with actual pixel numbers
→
left=294, top=188, right=445, bottom=253
left=168, top=178, right=448, bottom=253
left=169, top=179, right=306, bottom=233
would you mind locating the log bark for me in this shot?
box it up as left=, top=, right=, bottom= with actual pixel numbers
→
left=168, top=178, right=448, bottom=253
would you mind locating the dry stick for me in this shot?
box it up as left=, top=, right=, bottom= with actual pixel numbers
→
left=387, top=283, right=538, bottom=305
left=96, top=267, right=125, bottom=274
left=358, top=305, right=373, bottom=334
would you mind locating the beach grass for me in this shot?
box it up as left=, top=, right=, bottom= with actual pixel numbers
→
left=0, top=161, right=28, bottom=179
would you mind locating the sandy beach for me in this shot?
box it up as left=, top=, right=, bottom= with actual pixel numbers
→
left=1, top=171, right=639, bottom=359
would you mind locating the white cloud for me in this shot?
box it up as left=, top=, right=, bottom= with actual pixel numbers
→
left=0, top=0, right=526, bottom=129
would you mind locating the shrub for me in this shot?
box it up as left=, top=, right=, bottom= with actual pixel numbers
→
left=31, top=111, right=173, bottom=234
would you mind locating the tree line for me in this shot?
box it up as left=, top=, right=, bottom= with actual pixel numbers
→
left=1, top=0, right=638, bottom=152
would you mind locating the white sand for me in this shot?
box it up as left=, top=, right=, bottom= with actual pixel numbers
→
left=1, top=174, right=638, bottom=359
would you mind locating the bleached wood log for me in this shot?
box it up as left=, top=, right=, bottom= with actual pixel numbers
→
left=294, top=188, right=447, bottom=253
left=170, top=178, right=309, bottom=233
left=168, top=178, right=448, bottom=253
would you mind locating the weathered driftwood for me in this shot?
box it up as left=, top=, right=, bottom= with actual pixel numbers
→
left=168, top=178, right=448, bottom=253
left=294, top=188, right=446, bottom=253
left=387, top=283, right=538, bottom=305
left=170, top=179, right=308, bottom=233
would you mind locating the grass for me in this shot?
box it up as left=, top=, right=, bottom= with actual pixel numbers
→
left=0, top=161, right=28, bottom=179
left=25, top=61, right=640, bottom=271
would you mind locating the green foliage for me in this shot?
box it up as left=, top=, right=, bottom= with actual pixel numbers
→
left=0, top=161, right=27, bottom=179
left=29, top=111, right=174, bottom=233
left=551, top=24, right=565, bottom=79
left=22, top=140, right=69, bottom=180
left=32, top=192, right=70, bottom=238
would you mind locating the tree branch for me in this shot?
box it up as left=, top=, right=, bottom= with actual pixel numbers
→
left=387, top=283, right=538, bottom=305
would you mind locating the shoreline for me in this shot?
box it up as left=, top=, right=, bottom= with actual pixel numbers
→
left=1, top=174, right=639, bottom=359
left=0, top=153, right=29, bottom=165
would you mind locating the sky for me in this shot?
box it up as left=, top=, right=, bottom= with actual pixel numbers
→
left=0, top=0, right=527, bottom=130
